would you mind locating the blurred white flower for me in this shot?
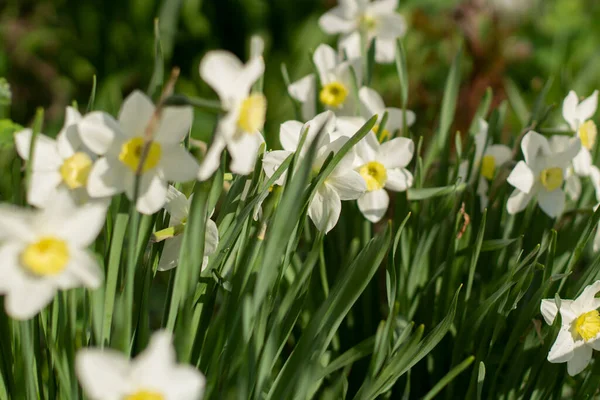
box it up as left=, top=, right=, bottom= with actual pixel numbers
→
left=319, top=0, right=407, bottom=63
left=354, top=131, right=414, bottom=222
left=198, top=50, right=266, bottom=180
left=263, top=111, right=365, bottom=233
left=76, top=330, right=206, bottom=400
left=288, top=44, right=361, bottom=121
left=541, top=281, right=600, bottom=376
left=0, top=191, right=106, bottom=319
left=457, top=120, right=512, bottom=211
left=155, top=186, right=219, bottom=272
left=15, top=106, right=103, bottom=208
left=506, top=131, right=580, bottom=218
left=549, top=135, right=584, bottom=202
left=79, top=91, right=199, bottom=215
left=562, top=90, right=598, bottom=177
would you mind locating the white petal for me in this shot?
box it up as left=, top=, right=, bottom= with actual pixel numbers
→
left=521, top=131, right=551, bottom=167
left=378, top=137, right=414, bottom=169
left=119, top=91, right=155, bottom=138
left=506, top=161, right=535, bottom=193
left=53, top=202, right=108, bottom=247
left=15, top=130, right=62, bottom=171
left=262, top=150, right=292, bottom=186
left=198, top=135, right=227, bottom=181
left=552, top=137, right=581, bottom=170
left=313, top=44, right=338, bottom=82
left=359, top=87, right=385, bottom=116
left=27, top=171, right=62, bottom=209
left=155, top=106, right=193, bottom=144
left=537, top=189, right=565, bottom=218
left=165, top=186, right=189, bottom=223
left=78, top=112, right=122, bottom=155
left=565, top=174, right=581, bottom=201
left=334, top=117, right=366, bottom=140
left=357, top=189, right=389, bottom=223
left=205, top=219, right=219, bottom=256
left=594, top=225, right=600, bottom=253
left=288, top=74, right=316, bottom=104
left=318, top=6, right=356, bottom=34
left=339, top=32, right=362, bottom=61
left=228, top=133, right=265, bottom=176
left=279, top=120, right=304, bottom=152
left=56, top=106, right=83, bottom=158
left=76, top=349, right=132, bottom=399
left=56, top=249, right=103, bottom=289
left=134, top=172, right=168, bottom=215
left=385, top=168, right=413, bottom=192
left=86, top=157, right=127, bottom=198
left=367, top=0, right=398, bottom=15
left=384, top=108, right=416, bottom=132
left=374, top=12, right=406, bottom=39
left=562, top=91, right=579, bottom=130
left=355, top=131, right=380, bottom=163
left=327, top=170, right=366, bottom=200
left=162, top=366, right=206, bottom=400
left=374, top=37, right=397, bottom=64
left=573, top=148, right=592, bottom=176
left=485, top=145, right=512, bottom=166
left=159, top=145, right=200, bottom=182
left=303, top=111, right=337, bottom=152
left=131, top=331, right=176, bottom=385
left=572, top=280, right=600, bottom=313
left=540, top=298, right=559, bottom=325
left=200, top=51, right=245, bottom=101
left=4, top=280, right=56, bottom=320
left=567, top=345, right=593, bottom=376
left=0, top=242, right=28, bottom=292
left=575, top=90, right=598, bottom=123
left=0, top=206, right=36, bottom=242
left=547, top=328, right=575, bottom=363
left=457, top=161, right=468, bottom=184
left=506, top=189, right=534, bottom=215
left=590, top=166, right=600, bottom=201
left=157, top=235, right=183, bottom=271
left=308, top=183, right=342, bottom=234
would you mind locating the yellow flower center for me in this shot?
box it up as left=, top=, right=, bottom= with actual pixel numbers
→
left=540, top=167, right=563, bottom=192
left=59, top=152, right=93, bottom=189
left=373, top=125, right=391, bottom=142
left=574, top=310, right=600, bottom=341
left=359, top=14, right=377, bottom=31
left=480, top=155, right=496, bottom=180
left=237, top=94, right=267, bottom=133
left=359, top=161, right=387, bottom=191
left=578, top=120, right=597, bottom=150
left=319, top=81, right=348, bottom=108
left=21, top=237, right=69, bottom=276
left=123, top=390, right=165, bottom=400
left=119, top=138, right=162, bottom=173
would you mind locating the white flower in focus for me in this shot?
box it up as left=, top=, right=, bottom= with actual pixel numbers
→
left=79, top=91, right=199, bottom=215
left=549, top=135, right=584, bottom=202
left=457, top=120, right=512, bottom=211
left=0, top=191, right=106, bottom=319
left=76, top=330, right=206, bottom=400
left=319, top=0, right=407, bottom=63
left=562, top=90, right=598, bottom=177
left=198, top=50, right=266, bottom=180
left=506, top=131, right=580, bottom=218
left=288, top=44, right=361, bottom=121
left=540, top=281, right=600, bottom=376
left=15, top=106, right=101, bottom=208
left=156, top=186, right=219, bottom=271
left=263, top=111, right=366, bottom=233
left=354, top=131, right=414, bottom=222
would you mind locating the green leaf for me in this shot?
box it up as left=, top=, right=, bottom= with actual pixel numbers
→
left=421, top=356, right=475, bottom=400
left=394, top=38, right=409, bottom=108
left=147, top=19, right=164, bottom=99
left=406, top=183, right=466, bottom=201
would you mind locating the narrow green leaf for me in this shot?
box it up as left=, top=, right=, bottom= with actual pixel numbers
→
left=422, top=355, right=475, bottom=400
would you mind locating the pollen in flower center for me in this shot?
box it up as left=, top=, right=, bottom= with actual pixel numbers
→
left=359, top=161, right=387, bottom=191
left=574, top=310, right=600, bottom=341
left=319, top=81, right=348, bottom=108
left=59, top=152, right=93, bottom=189
left=372, top=125, right=391, bottom=142
left=578, top=120, right=597, bottom=150
left=359, top=14, right=377, bottom=31
left=480, top=155, right=496, bottom=180
left=21, top=237, right=69, bottom=276
left=237, top=94, right=267, bottom=133
left=119, top=137, right=162, bottom=173
left=123, top=390, right=165, bottom=400
left=540, top=167, right=563, bottom=191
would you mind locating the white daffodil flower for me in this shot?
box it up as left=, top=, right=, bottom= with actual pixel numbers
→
left=76, top=330, right=206, bottom=400
left=562, top=90, right=598, bottom=177
left=354, top=131, right=414, bottom=222
left=506, top=131, right=580, bottom=218
left=549, top=135, right=585, bottom=202
left=457, top=120, right=512, bottom=211
left=263, top=111, right=366, bottom=233
left=319, top=0, right=407, bottom=63
left=79, top=91, right=199, bottom=215
left=0, top=191, right=106, bottom=320
left=156, top=186, right=219, bottom=271
left=197, top=50, right=266, bottom=180
left=14, top=106, right=102, bottom=208
left=288, top=44, right=361, bottom=121
left=540, top=281, right=600, bottom=376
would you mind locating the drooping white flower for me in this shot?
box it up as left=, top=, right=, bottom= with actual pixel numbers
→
left=263, top=111, right=366, bottom=233
left=0, top=191, right=106, bottom=320
left=506, top=131, right=580, bottom=218
left=354, top=131, right=414, bottom=222
left=562, top=90, right=598, bottom=177
left=76, top=330, right=205, bottom=400
left=156, top=186, right=219, bottom=271
left=14, top=106, right=102, bottom=208
left=319, top=0, right=407, bottom=63
left=288, top=44, right=361, bottom=121
left=197, top=50, right=266, bottom=180
left=457, top=120, right=512, bottom=211
left=540, top=281, right=600, bottom=376
left=79, top=91, right=199, bottom=215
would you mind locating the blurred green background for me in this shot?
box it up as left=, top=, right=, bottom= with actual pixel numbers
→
left=1, top=0, right=600, bottom=146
